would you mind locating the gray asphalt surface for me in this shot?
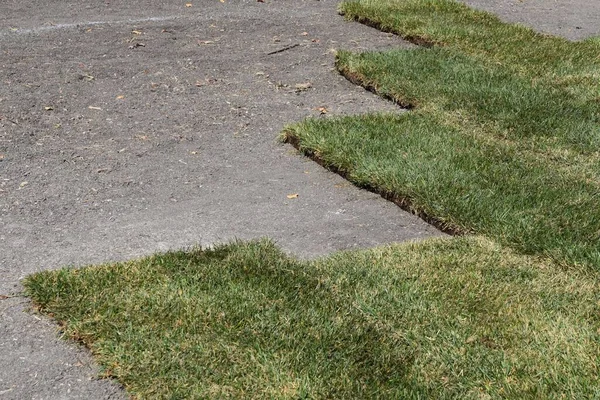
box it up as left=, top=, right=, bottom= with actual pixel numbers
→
left=1, top=0, right=598, bottom=398
left=462, top=0, right=600, bottom=41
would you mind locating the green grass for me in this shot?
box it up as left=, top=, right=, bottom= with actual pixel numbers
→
left=24, top=238, right=600, bottom=399
left=340, top=0, right=600, bottom=85
left=283, top=0, right=600, bottom=269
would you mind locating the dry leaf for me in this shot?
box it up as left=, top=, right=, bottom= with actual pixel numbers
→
left=316, top=106, right=328, bottom=114
left=294, top=82, right=312, bottom=92
left=116, top=95, right=125, bottom=99
left=300, top=32, right=308, bottom=36
left=0, top=295, right=10, bottom=300
left=287, top=193, right=299, bottom=199
left=131, top=30, right=143, bottom=35
left=20, top=181, right=28, bottom=187
left=44, top=106, right=53, bottom=111
left=185, top=3, right=192, bottom=7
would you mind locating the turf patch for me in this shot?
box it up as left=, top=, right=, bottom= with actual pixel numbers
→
left=283, top=0, right=600, bottom=269
left=25, top=238, right=600, bottom=398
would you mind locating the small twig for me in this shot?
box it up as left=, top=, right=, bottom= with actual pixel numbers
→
left=267, top=43, right=300, bottom=55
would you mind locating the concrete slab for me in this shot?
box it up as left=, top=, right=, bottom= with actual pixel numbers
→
left=460, top=0, right=600, bottom=41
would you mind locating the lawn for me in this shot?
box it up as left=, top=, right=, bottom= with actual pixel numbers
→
left=284, top=0, right=600, bottom=269
left=25, top=0, right=600, bottom=398
left=25, top=238, right=600, bottom=398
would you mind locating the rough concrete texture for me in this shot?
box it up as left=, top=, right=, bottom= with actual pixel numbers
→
left=0, top=0, right=598, bottom=398
left=461, top=0, right=600, bottom=41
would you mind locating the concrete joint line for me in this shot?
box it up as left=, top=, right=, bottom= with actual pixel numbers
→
left=3, top=16, right=180, bottom=36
